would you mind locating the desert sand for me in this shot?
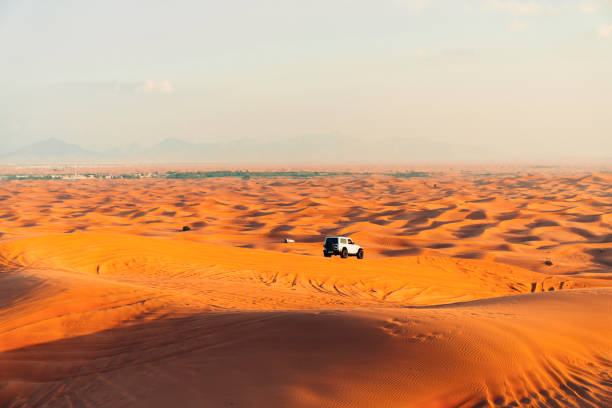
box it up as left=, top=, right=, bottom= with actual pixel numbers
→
left=1, top=170, right=611, bottom=407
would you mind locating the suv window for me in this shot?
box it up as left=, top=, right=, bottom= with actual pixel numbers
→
left=348, top=239, right=353, bottom=244
left=325, top=238, right=338, bottom=244
left=340, top=238, right=347, bottom=244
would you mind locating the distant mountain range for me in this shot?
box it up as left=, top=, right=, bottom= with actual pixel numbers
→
left=0, top=136, right=497, bottom=164
left=2, top=138, right=99, bottom=162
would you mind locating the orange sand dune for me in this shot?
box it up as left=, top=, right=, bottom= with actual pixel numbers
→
left=1, top=171, right=611, bottom=407
left=0, top=173, right=610, bottom=274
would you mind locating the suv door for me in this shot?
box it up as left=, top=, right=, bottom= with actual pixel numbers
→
left=347, top=239, right=358, bottom=255
left=339, top=237, right=348, bottom=253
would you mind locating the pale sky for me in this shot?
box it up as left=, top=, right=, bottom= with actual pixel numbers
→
left=1, top=0, right=611, bottom=159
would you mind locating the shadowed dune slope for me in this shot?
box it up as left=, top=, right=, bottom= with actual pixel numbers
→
left=1, top=281, right=611, bottom=407
left=1, top=233, right=611, bottom=407
left=1, top=172, right=611, bottom=407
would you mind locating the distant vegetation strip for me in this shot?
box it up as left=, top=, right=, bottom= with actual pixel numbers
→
left=0, top=170, right=430, bottom=181
left=164, top=170, right=357, bottom=179
left=385, top=171, right=430, bottom=178
left=0, top=173, right=139, bottom=181
left=1, top=174, right=65, bottom=180
left=163, top=171, right=430, bottom=179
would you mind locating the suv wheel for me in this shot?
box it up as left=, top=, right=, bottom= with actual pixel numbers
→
left=341, top=248, right=348, bottom=258
left=357, top=249, right=364, bottom=259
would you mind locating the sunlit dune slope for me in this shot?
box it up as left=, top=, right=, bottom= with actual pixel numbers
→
left=1, top=269, right=611, bottom=407
left=1, top=171, right=611, bottom=407
left=1, top=173, right=610, bottom=275
left=1, top=231, right=611, bottom=407
left=1, top=233, right=600, bottom=312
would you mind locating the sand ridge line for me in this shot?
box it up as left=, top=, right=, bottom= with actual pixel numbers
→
left=1, top=173, right=610, bottom=274
left=2, top=233, right=604, bottom=312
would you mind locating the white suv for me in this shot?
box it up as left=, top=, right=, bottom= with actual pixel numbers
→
left=323, top=237, right=364, bottom=259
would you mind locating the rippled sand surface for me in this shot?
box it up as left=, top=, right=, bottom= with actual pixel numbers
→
left=1, top=171, right=611, bottom=407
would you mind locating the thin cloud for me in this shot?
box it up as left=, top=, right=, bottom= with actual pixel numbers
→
left=409, top=48, right=477, bottom=58
left=483, top=0, right=543, bottom=15
left=412, top=48, right=428, bottom=57
left=393, top=0, right=431, bottom=10
left=578, top=2, right=602, bottom=14
left=599, top=24, right=612, bottom=37
left=577, top=0, right=612, bottom=14
left=509, top=20, right=528, bottom=31
left=136, top=80, right=174, bottom=94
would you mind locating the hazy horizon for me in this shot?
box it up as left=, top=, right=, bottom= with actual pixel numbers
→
left=2, top=1, right=612, bottom=161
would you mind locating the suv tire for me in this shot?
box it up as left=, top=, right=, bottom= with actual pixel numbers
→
left=341, top=248, right=348, bottom=258
left=357, top=249, right=364, bottom=259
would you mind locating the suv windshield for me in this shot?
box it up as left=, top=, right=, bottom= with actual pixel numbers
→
left=325, top=238, right=338, bottom=245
